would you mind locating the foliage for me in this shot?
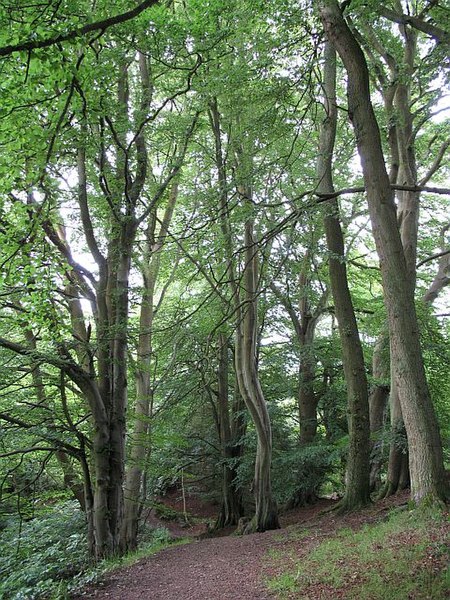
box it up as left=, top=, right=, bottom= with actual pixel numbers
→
left=0, top=501, right=88, bottom=599
left=271, top=443, right=342, bottom=505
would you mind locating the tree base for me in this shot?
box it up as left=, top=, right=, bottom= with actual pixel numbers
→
left=284, top=489, right=317, bottom=511
left=334, top=493, right=371, bottom=515
left=236, top=512, right=281, bottom=535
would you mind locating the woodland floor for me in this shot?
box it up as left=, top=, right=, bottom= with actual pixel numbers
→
left=73, top=490, right=448, bottom=600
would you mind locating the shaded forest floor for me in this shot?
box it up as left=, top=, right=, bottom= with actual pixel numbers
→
left=73, top=490, right=449, bottom=599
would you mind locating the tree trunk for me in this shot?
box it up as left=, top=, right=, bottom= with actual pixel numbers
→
left=56, top=450, right=86, bottom=511
left=381, top=26, right=418, bottom=495
left=298, top=356, right=318, bottom=445
left=318, top=40, right=371, bottom=511
left=120, top=182, right=178, bottom=552
left=270, top=262, right=327, bottom=507
left=210, top=98, right=279, bottom=531
left=215, top=334, right=244, bottom=528
left=234, top=216, right=280, bottom=532
left=368, top=333, right=390, bottom=492
left=379, top=374, right=410, bottom=498
left=318, top=0, right=448, bottom=505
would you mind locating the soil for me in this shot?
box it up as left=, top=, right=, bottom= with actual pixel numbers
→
left=72, top=490, right=429, bottom=600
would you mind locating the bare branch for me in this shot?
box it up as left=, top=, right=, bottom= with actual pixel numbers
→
left=417, top=249, right=450, bottom=268
left=419, top=139, right=450, bottom=186
left=315, top=184, right=450, bottom=200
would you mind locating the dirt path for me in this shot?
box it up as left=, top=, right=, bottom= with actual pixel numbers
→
left=74, top=494, right=413, bottom=600
left=77, top=531, right=279, bottom=599
left=74, top=499, right=337, bottom=600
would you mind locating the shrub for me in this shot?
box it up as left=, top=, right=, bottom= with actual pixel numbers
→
left=0, top=501, right=88, bottom=599
left=272, top=443, right=341, bottom=506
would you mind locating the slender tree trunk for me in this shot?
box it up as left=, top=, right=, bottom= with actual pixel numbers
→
left=270, top=281, right=324, bottom=446
left=210, top=98, right=278, bottom=531
left=230, top=373, right=246, bottom=515
left=120, top=182, right=178, bottom=551
left=318, top=0, right=448, bottom=505
left=368, top=333, right=390, bottom=492
left=298, top=356, right=318, bottom=445
left=56, top=450, right=86, bottom=511
left=381, top=379, right=410, bottom=497
left=318, top=40, right=371, bottom=511
left=215, top=333, right=244, bottom=528
left=22, top=327, right=88, bottom=511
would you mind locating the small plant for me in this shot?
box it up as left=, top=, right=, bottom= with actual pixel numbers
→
left=0, top=501, right=186, bottom=599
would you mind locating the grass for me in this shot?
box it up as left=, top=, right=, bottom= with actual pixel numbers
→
left=265, top=507, right=449, bottom=599
left=100, top=537, right=191, bottom=573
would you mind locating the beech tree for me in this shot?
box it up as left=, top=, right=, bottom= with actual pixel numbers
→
left=0, top=5, right=199, bottom=557
left=317, top=0, right=448, bottom=505
left=317, top=41, right=371, bottom=510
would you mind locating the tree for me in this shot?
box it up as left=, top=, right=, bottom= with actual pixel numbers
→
left=318, top=40, right=371, bottom=510
left=0, top=7, right=198, bottom=556
left=317, top=0, right=448, bottom=505
left=121, top=178, right=180, bottom=551
left=209, top=98, right=280, bottom=532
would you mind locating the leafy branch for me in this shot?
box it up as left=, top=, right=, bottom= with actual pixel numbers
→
left=0, top=0, right=160, bottom=57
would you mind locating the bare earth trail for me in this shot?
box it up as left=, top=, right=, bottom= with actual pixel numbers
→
left=78, top=530, right=278, bottom=600
left=74, top=494, right=413, bottom=600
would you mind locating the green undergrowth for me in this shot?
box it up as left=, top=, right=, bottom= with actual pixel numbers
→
left=0, top=501, right=190, bottom=600
left=266, top=507, right=449, bottom=599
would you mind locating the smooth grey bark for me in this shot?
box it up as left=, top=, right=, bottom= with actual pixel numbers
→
left=234, top=214, right=280, bottom=532
left=317, top=0, right=448, bottom=505
left=318, top=41, right=371, bottom=510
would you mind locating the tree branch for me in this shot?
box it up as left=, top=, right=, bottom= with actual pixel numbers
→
left=0, top=0, right=159, bottom=57
left=377, top=5, right=450, bottom=44
left=417, top=249, right=450, bottom=268
left=419, top=139, right=450, bottom=186
left=0, top=447, right=57, bottom=458
left=315, top=184, right=450, bottom=200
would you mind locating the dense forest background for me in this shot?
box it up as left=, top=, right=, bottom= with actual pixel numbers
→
left=0, top=0, right=449, bottom=597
